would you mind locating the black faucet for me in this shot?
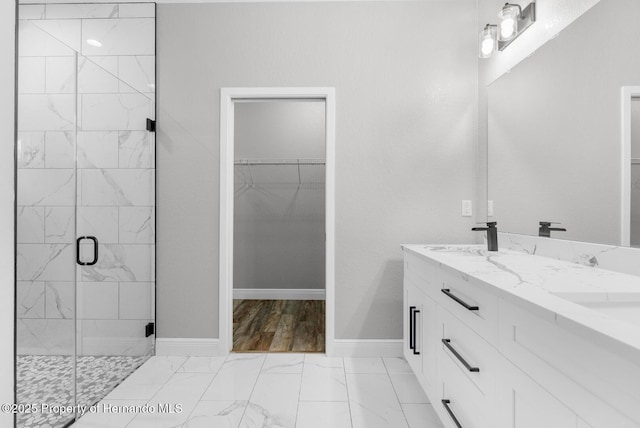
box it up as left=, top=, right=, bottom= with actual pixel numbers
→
left=538, top=222, right=566, bottom=238
left=472, top=222, right=498, bottom=251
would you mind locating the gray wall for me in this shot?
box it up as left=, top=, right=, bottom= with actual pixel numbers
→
left=487, top=0, right=640, bottom=245
left=0, top=0, right=15, bottom=422
left=234, top=101, right=325, bottom=290
left=156, top=0, right=478, bottom=340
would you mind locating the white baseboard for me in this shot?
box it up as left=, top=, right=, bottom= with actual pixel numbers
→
left=233, top=288, right=325, bottom=300
left=155, top=338, right=226, bottom=356
left=331, top=339, right=403, bottom=357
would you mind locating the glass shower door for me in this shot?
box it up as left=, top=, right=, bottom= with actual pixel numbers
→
left=73, top=48, right=156, bottom=409
left=16, top=4, right=156, bottom=426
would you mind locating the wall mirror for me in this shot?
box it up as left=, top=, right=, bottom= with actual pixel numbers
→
left=488, top=0, right=640, bottom=246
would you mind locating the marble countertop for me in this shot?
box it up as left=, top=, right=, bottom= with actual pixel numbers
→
left=402, top=244, right=640, bottom=359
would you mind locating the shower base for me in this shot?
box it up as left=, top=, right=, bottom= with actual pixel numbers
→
left=16, top=354, right=148, bottom=428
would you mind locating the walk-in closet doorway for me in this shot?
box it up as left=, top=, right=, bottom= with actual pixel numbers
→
left=219, top=88, right=336, bottom=355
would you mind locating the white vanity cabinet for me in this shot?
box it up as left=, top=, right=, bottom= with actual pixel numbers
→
left=402, top=245, right=640, bottom=428
left=404, top=250, right=503, bottom=428
left=404, top=253, right=438, bottom=397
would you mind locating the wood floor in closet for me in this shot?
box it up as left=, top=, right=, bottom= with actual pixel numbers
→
left=232, top=299, right=325, bottom=352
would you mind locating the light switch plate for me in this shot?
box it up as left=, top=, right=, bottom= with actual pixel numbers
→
left=488, top=200, right=494, bottom=217
left=462, top=200, right=472, bottom=217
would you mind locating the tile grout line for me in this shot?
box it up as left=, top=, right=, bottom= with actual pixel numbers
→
left=341, top=356, right=354, bottom=428
left=234, top=353, right=268, bottom=425
left=383, top=357, right=412, bottom=428
left=121, top=356, right=188, bottom=428
left=292, top=355, right=304, bottom=428
left=173, top=355, right=227, bottom=426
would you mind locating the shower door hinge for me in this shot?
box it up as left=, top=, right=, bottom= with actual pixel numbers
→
left=146, top=118, right=156, bottom=132
left=145, top=322, right=155, bottom=337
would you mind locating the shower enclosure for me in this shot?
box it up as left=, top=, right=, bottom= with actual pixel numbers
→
left=15, top=4, right=156, bottom=427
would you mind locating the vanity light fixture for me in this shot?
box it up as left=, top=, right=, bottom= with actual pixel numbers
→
left=479, top=24, right=498, bottom=58
left=498, top=3, right=520, bottom=42
left=479, top=1, right=536, bottom=58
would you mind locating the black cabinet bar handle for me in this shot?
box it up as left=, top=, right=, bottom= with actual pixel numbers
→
left=442, top=400, right=463, bottom=428
left=409, top=306, right=416, bottom=350
left=76, top=236, right=99, bottom=266
left=441, top=289, right=479, bottom=311
left=442, top=339, right=479, bottom=372
left=409, top=306, right=415, bottom=350
left=412, top=308, right=420, bottom=355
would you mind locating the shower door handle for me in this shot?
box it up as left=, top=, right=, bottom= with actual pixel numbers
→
left=76, top=236, right=99, bottom=266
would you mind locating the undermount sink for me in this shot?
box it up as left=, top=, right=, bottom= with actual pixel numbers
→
left=550, top=291, right=640, bottom=326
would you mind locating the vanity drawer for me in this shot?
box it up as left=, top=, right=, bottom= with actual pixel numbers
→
left=437, top=269, right=498, bottom=346
left=404, top=252, right=439, bottom=294
left=438, top=305, right=498, bottom=397
left=436, top=341, right=495, bottom=428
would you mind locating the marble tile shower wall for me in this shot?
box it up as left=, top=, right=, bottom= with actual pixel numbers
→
left=16, top=3, right=156, bottom=357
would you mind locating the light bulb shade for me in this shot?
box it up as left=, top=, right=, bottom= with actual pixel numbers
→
left=479, top=25, right=497, bottom=58
left=498, top=4, right=520, bottom=42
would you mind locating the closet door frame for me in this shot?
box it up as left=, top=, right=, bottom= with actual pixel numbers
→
left=621, top=86, right=640, bottom=246
left=219, top=87, right=336, bottom=355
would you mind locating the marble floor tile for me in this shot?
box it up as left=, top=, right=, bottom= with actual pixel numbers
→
left=382, top=357, right=412, bottom=374
left=296, top=401, right=352, bottom=428
left=72, top=399, right=147, bottom=428
left=304, top=354, right=344, bottom=369
left=239, top=373, right=302, bottom=428
left=300, top=364, right=348, bottom=402
left=262, top=354, right=305, bottom=374
left=401, top=404, right=444, bottom=428
left=178, top=356, right=227, bottom=374
left=344, top=357, right=387, bottom=374
left=127, top=372, right=215, bottom=428
left=201, top=353, right=265, bottom=401
left=389, top=373, right=429, bottom=404
left=53, top=356, right=439, bottom=428
left=105, top=356, right=186, bottom=400
left=182, top=401, right=247, bottom=428
left=346, top=374, right=409, bottom=428
left=227, top=352, right=267, bottom=361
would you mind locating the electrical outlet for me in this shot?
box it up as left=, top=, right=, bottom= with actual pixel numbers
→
left=462, top=200, right=473, bottom=217
left=488, top=200, right=494, bottom=217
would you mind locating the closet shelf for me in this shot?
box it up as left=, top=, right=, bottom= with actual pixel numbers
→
left=234, top=158, right=325, bottom=166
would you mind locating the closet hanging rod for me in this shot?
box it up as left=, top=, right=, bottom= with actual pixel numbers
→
left=234, top=159, right=325, bottom=166
left=632, top=157, right=640, bottom=165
